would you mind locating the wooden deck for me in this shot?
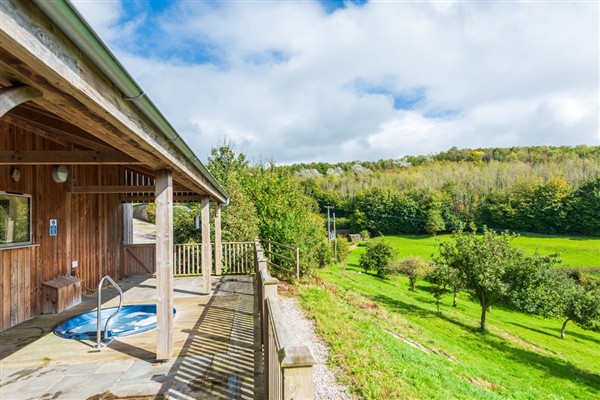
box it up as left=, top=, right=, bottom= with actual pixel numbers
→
left=0, top=275, right=261, bottom=399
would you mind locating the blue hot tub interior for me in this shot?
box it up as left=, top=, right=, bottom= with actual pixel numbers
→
left=54, top=304, right=176, bottom=340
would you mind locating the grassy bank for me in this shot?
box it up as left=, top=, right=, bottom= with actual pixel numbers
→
left=296, top=240, right=600, bottom=399
left=377, top=234, right=599, bottom=268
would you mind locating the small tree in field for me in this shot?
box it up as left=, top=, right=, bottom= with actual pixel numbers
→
left=560, top=283, right=600, bottom=339
left=425, top=209, right=445, bottom=236
left=359, top=238, right=395, bottom=278
left=396, top=257, right=434, bottom=291
left=428, top=264, right=452, bottom=313
left=437, top=228, right=524, bottom=331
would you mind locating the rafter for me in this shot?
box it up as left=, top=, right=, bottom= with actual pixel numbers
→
left=69, top=184, right=190, bottom=194
left=0, top=150, right=142, bottom=165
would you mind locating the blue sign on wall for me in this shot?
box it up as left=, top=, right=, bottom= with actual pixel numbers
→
left=50, top=219, right=57, bottom=236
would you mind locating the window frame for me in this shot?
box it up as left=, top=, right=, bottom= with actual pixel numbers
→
left=0, top=192, right=33, bottom=249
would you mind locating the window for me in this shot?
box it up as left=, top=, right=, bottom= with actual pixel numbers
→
left=0, top=193, right=32, bottom=248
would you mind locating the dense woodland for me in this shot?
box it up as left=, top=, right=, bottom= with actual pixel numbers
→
left=289, top=145, right=600, bottom=236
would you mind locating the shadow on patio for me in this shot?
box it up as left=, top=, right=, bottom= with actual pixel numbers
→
left=0, top=275, right=261, bottom=400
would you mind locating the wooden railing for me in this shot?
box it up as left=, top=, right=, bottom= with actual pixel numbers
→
left=221, top=242, right=254, bottom=274
left=263, top=239, right=300, bottom=280
left=173, top=242, right=253, bottom=276
left=174, top=243, right=203, bottom=276
left=255, top=239, right=316, bottom=399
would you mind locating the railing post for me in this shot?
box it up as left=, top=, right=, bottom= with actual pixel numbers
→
left=280, top=346, right=317, bottom=400
left=262, top=270, right=278, bottom=347
left=295, top=247, right=300, bottom=280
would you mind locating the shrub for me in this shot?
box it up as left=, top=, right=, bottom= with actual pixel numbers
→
left=359, top=229, right=370, bottom=240
left=335, top=236, right=350, bottom=263
left=359, top=238, right=396, bottom=278
left=146, top=203, right=156, bottom=223
left=314, top=237, right=334, bottom=268
left=395, top=256, right=434, bottom=291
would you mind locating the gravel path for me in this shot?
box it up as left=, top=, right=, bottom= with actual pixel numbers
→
left=278, top=295, right=354, bottom=400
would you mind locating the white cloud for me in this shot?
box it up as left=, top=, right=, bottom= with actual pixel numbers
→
left=73, top=0, right=599, bottom=164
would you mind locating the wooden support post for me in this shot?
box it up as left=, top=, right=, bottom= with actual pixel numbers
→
left=201, top=195, right=212, bottom=294
left=214, top=205, right=222, bottom=276
left=280, top=346, right=317, bottom=400
left=155, top=169, right=173, bottom=360
left=122, top=203, right=133, bottom=245
left=295, top=247, right=300, bottom=280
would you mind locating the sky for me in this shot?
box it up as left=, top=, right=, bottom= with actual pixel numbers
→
left=72, top=0, right=599, bottom=165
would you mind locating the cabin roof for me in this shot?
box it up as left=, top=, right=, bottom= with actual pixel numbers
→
left=0, top=0, right=229, bottom=204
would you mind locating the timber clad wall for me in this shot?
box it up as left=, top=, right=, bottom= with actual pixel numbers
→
left=0, top=121, right=124, bottom=331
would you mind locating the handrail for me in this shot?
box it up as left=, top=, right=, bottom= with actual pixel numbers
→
left=254, top=239, right=316, bottom=398
left=90, top=275, right=123, bottom=352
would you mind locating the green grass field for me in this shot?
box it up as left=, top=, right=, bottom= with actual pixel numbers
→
left=373, top=234, right=599, bottom=268
left=296, top=235, right=600, bottom=399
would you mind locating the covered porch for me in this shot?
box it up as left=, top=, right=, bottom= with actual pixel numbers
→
left=0, top=274, right=260, bottom=399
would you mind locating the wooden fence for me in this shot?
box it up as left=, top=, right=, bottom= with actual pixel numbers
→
left=174, top=243, right=202, bottom=276
left=122, top=242, right=253, bottom=276
left=263, top=239, right=300, bottom=280
left=255, top=239, right=316, bottom=399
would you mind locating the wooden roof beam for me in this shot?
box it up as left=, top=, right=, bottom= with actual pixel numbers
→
left=0, top=150, right=143, bottom=165
left=0, top=84, right=41, bottom=117
left=69, top=184, right=191, bottom=194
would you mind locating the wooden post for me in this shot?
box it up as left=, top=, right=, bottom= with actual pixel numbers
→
left=295, top=247, right=300, bottom=280
left=201, top=195, right=212, bottom=294
left=155, top=169, right=173, bottom=360
left=214, top=205, right=222, bottom=276
left=280, top=346, right=317, bottom=399
left=122, top=203, right=133, bottom=245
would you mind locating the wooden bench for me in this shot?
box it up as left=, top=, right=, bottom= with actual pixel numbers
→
left=42, top=276, right=81, bottom=314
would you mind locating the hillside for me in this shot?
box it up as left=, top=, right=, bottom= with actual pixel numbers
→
left=287, top=145, right=600, bottom=237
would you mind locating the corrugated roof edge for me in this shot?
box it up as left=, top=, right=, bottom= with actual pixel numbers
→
left=33, top=0, right=230, bottom=206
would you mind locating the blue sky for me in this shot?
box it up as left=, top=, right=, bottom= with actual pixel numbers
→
left=73, top=0, right=599, bottom=164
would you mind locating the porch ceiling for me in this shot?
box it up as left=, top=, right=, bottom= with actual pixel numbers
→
left=0, top=0, right=228, bottom=204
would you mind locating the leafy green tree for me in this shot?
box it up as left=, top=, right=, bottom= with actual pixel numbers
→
left=216, top=173, right=259, bottom=242
left=427, top=264, right=452, bottom=313
left=566, top=177, right=600, bottom=235
left=559, top=282, right=600, bottom=339
left=359, top=238, right=396, bottom=278
left=245, top=165, right=327, bottom=275
left=435, top=240, right=466, bottom=307
left=424, top=209, right=445, bottom=236
left=437, top=229, right=525, bottom=331
left=395, top=256, right=433, bottom=291
left=207, top=142, right=249, bottom=185
left=335, top=236, right=350, bottom=263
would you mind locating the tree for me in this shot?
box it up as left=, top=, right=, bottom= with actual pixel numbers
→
left=424, top=209, right=445, bottom=236
left=395, top=257, right=433, bottom=291
left=435, top=240, right=465, bottom=307
left=427, top=264, right=452, bottom=313
left=559, top=282, right=600, bottom=339
left=436, top=228, right=524, bottom=331
left=359, top=238, right=396, bottom=278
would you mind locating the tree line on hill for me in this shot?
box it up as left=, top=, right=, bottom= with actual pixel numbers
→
left=295, top=146, right=600, bottom=236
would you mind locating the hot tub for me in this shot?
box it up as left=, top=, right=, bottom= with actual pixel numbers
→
left=54, top=304, right=176, bottom=340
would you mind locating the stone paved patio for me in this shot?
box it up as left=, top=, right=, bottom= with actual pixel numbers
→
left=0, top=275, right=261, bottom=399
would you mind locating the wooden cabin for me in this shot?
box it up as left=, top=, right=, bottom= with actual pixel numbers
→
left=0, top=0, right=228, bottom=360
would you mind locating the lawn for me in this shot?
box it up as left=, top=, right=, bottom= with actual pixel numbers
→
left=377, top=234, right=600, bottom=268
left=296, top=239, right=600, bottom=399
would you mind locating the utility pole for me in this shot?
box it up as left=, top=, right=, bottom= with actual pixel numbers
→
left=333, top=212, right=337, bottom=261
left=325, top=206, right=332, bottom=243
